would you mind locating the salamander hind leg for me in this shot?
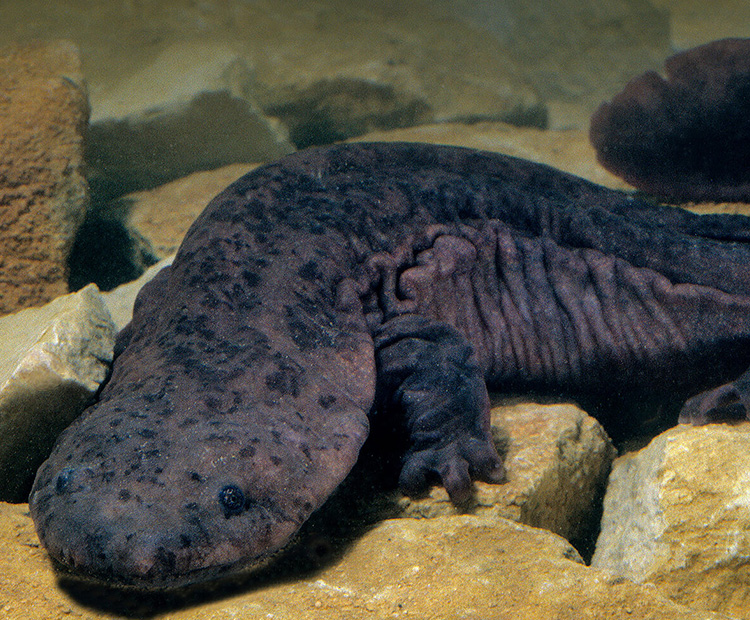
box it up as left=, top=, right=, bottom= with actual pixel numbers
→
left=373, top=315, right=505, bottom=504
left=679, top=366, right=750, bottom=424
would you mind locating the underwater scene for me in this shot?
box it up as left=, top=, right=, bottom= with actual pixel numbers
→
left=1, top=1, right=750, bottom=618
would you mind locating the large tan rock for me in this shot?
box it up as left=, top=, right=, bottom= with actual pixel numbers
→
left=0, top=285, right=115, bottom=502
left=0, top=41, right=89, bottom=315
left=0, top=502, right=724, bottom=620
left=398, top=399, right=616, bottom=546
left=592, top=423, right=750, bottom=618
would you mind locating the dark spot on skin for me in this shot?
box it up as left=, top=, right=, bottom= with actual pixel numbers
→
left=298, top=260, right=322, bottom=281
left=270, top=456, right=282, bottom=466
left=265, top=359, right=306, bottom=397
left=204, top=396, right=221, bottom=409
left=218, top=485, right=246, bottom=518
left=138, top=429, right=156, bottom=439
left=286, top=318, right=318, bottom=350
left=239, top=446, right=256, bottom=458
left=242, top=270, right=261, bottom=287
left=189, top=472, right=203, bottom=482
left=318, top=394, right=336, bottom=409
left=118, top=490, right=131, bottom=501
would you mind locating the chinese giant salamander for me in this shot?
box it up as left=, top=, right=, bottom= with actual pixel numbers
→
left=29, top=142, right=750, bottom=588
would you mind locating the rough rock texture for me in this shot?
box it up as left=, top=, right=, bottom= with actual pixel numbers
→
left=590, top=38, right=750, bottom=202
left=0, top=503, right=725, bottom=620
left=398, top=399, right=616, bottom=547
left=239, top=0, right=543, bottom=142
left=0, top=40, right=89, bottom=315
left=0, top=285, right=115, bottom=502
left=592, top=423, right=750, bottom=618
left=87, top=43, right=292, bottom=199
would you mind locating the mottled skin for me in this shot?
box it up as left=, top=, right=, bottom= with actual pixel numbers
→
left=29, top=143, right=750, bottom=588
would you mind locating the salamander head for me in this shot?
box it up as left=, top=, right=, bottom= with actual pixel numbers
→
left=27, top=403, right=318, bottom=589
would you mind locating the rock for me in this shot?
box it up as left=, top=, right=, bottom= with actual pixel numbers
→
left=101, top=256, right=174, bottom=332
left=650, top=0, right=750, bottom=50
left=241, top=0, right=543, bottom=145
left=397, top=399, right=616, bottom=548
left=86, top=42, right=293, bottom=200
left=592, top=423, right=750, bottom=618
left=0, top=2, right=544, bottom=143
left=0, top=40, right=89, bottom=315
left=0, top=285, right=115, bottom=502
left=685, top=202, right=750, bottom=218
left=0, top=503, right=724, bottom=620
left=436, top=0, right=671, bottom=129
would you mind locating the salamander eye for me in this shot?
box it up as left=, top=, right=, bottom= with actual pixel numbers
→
left=218, top=485, right=246, bottom=518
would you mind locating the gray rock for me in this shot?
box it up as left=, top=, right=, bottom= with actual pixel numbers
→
left=87, top=42, right=294, bottom=199
left=651, top=0, right=750, bottom=50
left=243, top=0, right=543, bottom=143
left=0, top=284, right=115, bottom=501
left=592, top=423, right=750, bottom=618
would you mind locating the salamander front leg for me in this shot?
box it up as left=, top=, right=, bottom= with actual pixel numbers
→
left=679, top=366, right=750, bottom=424
left=374, top=315, right=505, bottom=504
